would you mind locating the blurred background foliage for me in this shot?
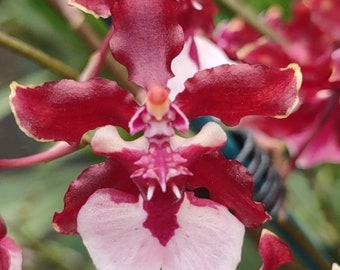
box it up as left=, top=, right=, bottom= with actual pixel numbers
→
left=0, top=0, right=339, bottom=269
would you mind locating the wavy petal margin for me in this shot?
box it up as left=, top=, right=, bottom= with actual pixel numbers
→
left=53, top=159, right=138, bottom=234
left=259, top=229, right=293, bottom=270
left=110, top=0, right=184, bottom=89
left=10, top=78, right=137, bottom=143
left=176, top=63, right=301, bottom=126
left=77, top=190, right=244, bottom=270
left=187, top=152, right=269, bottom=227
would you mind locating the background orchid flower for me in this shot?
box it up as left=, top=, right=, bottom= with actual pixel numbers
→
left=0, top=217, right=22, bottom=270
left=258, top=229, right=293, bottom=270
left=6, top=0, right=302, bottom=269
left=304, top=0, right=340, bottom=42
left=214, top=1, right=340, bottom=168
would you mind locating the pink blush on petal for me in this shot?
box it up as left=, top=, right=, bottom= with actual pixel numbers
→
left=78, top=190, right=245, bottom=270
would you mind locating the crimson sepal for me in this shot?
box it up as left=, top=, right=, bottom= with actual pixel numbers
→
left=110, top=0, right=184, bottom=89
left=0, top=217, right=9, bottom=270
left=238, top=40, right=332, bottom=90
left=178, top=0, right=218, bottom=37
left=237, top=2, right=333, bottom=89
left=214, top=18, right=261, bottom=60
left=176, top=63, right=301, bottom=127
left=53, top=158, right=138, bottom=234
left=10, top=78, right=137, bottom=143
left=259, top=229, right=293, bottom=270
left=186, top=152, right=269, bottom=227
left=213, top=6, right=283, bottom=60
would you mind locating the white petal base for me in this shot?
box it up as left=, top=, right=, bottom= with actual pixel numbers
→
left=78, top=189, right=245, bottom=270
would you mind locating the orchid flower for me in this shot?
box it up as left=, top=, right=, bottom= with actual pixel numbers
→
left=7, top=0, right=301, bottom=269
left=214, top=1, right=340, bottom=168
left=0, top=217, right=22, bottom=270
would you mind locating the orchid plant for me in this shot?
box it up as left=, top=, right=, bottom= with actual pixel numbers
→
left=0, top=0, right=339, bottom=269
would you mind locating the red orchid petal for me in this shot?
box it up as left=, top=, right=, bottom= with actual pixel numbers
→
left=0, top=237, right=22, bottom=270
left=0, top=244, right=10, bottom=270
left=305, top=0, right=340, bottom=42
left=69, top=0, right=111, bottom=18
left=245, top=95, right=340, bottom=168
left=295, top=109, right=340, bottom=168
left=214, top=18, right=262, bottom=60
left=238, top=41, right=291, bottom=68
left=330, top=49, right=340, bottom=83
left=10, top=78, right=137, bottom=143
left=53, top=158, right=138, bottom=234
left=77, top=190, right=244, bottom=270
left=259, top=229, right=293, bottom=270
left=178, top=0, right=218, bottom=37
left=110, top=0, right=184, bottom=89
left=187, top=152, right=269, bottom=227
left=214, top=6, right=284, bottom=60
left=0, top=218, right=22, bottom=270
left=176, top=63, right=301, bottom=127
left=238, top=40, right=332, bottom=89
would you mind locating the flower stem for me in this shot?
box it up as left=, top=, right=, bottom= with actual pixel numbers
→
left=0, top=31, right=79, bottom=79
left=0, top=142, right=82, bottom=168
left=217, top=0, right=288, bottom=46
left=79, top=25, right=115, bottom=81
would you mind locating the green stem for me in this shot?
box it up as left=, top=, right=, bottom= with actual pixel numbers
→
left=0, top=31, right=79, bottom=79
left=217, top=0, right=288, bottom=46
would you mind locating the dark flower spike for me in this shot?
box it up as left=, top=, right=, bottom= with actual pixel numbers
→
left=259, top=229, right=293, bottom=270
left=10, top=78, right=137, bottom=143
left=176, top=63, right=301, bottom=126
